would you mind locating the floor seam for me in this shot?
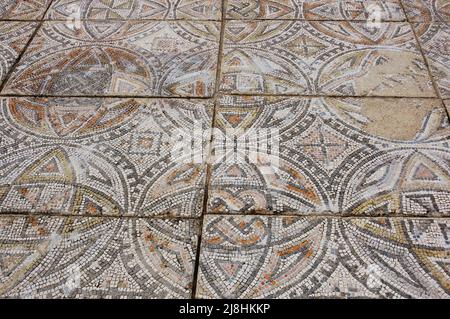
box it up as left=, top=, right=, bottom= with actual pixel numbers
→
left=190, top=0, right=228, bottom=300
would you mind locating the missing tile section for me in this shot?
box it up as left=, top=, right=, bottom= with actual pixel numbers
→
left=1, top=21, right=220, bottom=97
left=402, top=0, right=450, bottom=22
left=0, top=216, right=200, bottom=298
left=0, top=0, right=52, bottom=20
left=414, top=23, right=450, bottom=99
left=197, top=215, right=450, bottom=299
left=208, top=95, right=450, bottom=216
left=226, top=0, right=406, bottom=21
left=0, top=97, right=213, bottom=217
left=0, top=22, right=39, bottom=88
left=220, top=21, right=436, bottom=97
left=46, top=0, right=223, bottom=21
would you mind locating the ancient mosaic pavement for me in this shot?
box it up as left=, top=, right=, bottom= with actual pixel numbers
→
left=414, top=22, right=450, bottom=98
left=0, top=22, right=39, bottom=87
left=0, top=97, right=212, bottom=217
left=46, top=0, right=222, bottom=20
left=0, top=216, right=199, bottom=298
left=220, top=20, right=436, bottom=96
left=0, top=0, right=449, bottom=299
left=197, top=215, right=450, bottom=299
left=2, top=21, right=220, bottom=97
left=0, top=0, right=52, bottom=20
left=208, top=96, right=450, bottom=216
left=402, top=0, right=450, bottom=22
left=226, top=0, right=406, bottom=21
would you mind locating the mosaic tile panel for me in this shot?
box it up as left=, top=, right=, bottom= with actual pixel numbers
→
left=208, top=95, right=450, bottom=216
left=219, top=21, right=436, bottom=97
left=226, top=0, right=406, bottom=21
left=0, top=97, right=212, bottom=217
left=0, top=215, right=199, bottom=299
left=402, top=0, right=450, bottom=22
left=414, top=23, right=450, bottom=98
left=197, top=215, right=450, bottom=299
left=0, top=22, right=39, bottom=87
left=46, top=0, right=222, bottom=20
left=1, top=21, right=220, bottom=97
left=0, top=0, right=52, bottom=20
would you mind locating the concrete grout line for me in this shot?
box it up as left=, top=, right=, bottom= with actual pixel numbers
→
left=0, top=18, right=410, bottom=23
left=0, top=93, right=443, bottom=99
left=204, top=212, right=450, bottom=220
left=0, top=211, right=203, bottom=220
left=191, top=0, right=228, bottom=300
left=441, top=99, right=450, bottom=121
left=0, top=211, right=449, bottom=221
left=42, top=0, right=57, bottom=21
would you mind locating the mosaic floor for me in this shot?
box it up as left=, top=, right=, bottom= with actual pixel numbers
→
left=0, top=0, right=449, bottom=299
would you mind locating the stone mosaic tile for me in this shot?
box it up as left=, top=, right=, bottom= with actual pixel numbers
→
left=197, top=215, right=450, bottom=299
left=226, top=0, right=406, bottom=21
left=402, top=0, right=450, bottom=22
left=0, top=0, right=52, bottom=20
left=0, top=215, right=199, bottom=298
left=1, top=21, right=220, bottom=97
left=0, top=97, right=212, bottom=217
left=414, top=23, right=450, bottom=98
left=208, top=95, right=450, bottom=216
left=219, top=21, right=436, bottom=97
left=46, top=0, right=222, bottom=20
left=445, top=100, right=450, bottom=113
left=0, top=22, right=39, bottom=87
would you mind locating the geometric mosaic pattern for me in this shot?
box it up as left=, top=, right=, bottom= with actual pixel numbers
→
left=0, top=97, right=212, bottom=217
left=197, top=215, right=450, bottom=299
left=0, top=22, right=39, bottom=87
left=0, top=0, right=449, bottom=300
left=0, top=216, right=199, bottom=298
left=2, top=21, right=220, bottom=97
left=209, top=96, right=450, bottom=216
left=402, top=0, right=450, bottom=22
left=226, top=0, right=406, bottom=21
left=46, top=0, right=222, bottom=20
left=414, top=22, right=450, bottom=98
left=220, top=21, right=436, bottom=97
left=0, top=0, right=52, bottom=20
